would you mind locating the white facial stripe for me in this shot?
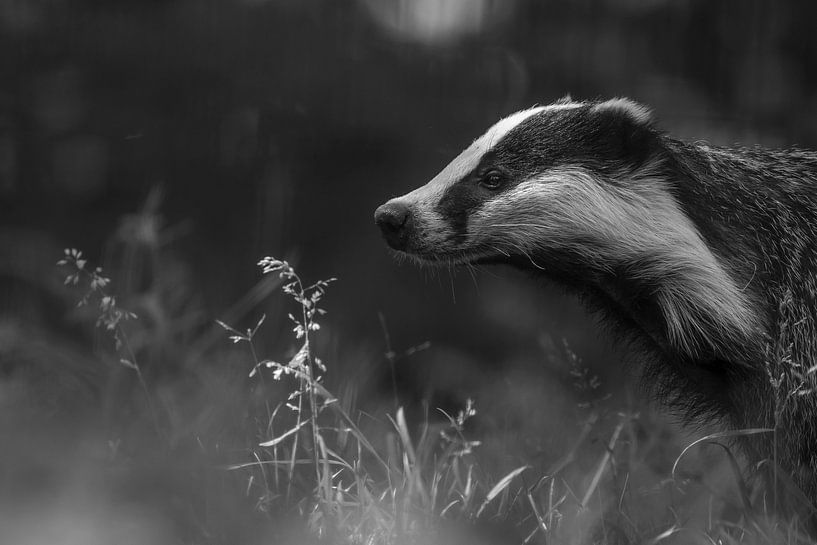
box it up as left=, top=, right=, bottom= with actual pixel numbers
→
left=395, top=106, right=548, bottom=208
left=470, top=166, right=758, bottom=355
left=480, top=106, right=548, bottom=149
left=541, top=102, right=584, bottom=111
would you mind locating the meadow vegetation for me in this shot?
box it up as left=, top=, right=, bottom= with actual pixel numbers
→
left=26, top=234, right=816, bottom=544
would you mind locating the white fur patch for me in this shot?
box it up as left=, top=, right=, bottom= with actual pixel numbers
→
left=468, top=165, right=758, bottom=356
left=591, top=98, right=652, bottom=125
left=542, top=101, right=584, bottom=112
left=484, top=107, right=549, bottom=148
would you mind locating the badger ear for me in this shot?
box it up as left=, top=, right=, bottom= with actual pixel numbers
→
left=589, top=98, right=659, bottom=170
left=590, top=98, right=654, bottom=128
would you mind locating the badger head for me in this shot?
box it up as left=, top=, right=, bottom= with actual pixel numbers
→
left=375, top=97, right=661, bottom=268
left=375, top=97, right=760, bottom=361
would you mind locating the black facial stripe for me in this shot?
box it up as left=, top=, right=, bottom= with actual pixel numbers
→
left=436, top=176, right=485, bottom=238
left=487, top=106, right=659, bottom=178
left=434, top=151, right=516, bottom=237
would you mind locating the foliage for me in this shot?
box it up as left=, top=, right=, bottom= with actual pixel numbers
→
left=209, top=257, right=817, bottom=544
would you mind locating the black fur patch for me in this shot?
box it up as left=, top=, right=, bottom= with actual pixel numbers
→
left=436, top=175, right=485, bottom=239
left=435, top=153, right=517, bottom=239
left=489, top=103, right=661, bottom=179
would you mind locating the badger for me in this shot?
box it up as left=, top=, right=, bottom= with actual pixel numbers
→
left=374, top=97, right=817, bottom=509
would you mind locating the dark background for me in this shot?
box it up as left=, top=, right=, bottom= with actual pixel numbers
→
left=4, top=0, right=816, bottom=386
left=1, top=0, right=816, bottom=541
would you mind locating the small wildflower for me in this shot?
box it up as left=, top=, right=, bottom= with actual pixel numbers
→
left=58, top=249, right=138, bottom=358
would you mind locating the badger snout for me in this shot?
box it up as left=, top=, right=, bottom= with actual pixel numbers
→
left=374, top=200, right=413, bottom=250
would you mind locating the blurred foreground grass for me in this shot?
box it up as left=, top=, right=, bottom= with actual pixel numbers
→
left=1, top=230, right=815, bottom=544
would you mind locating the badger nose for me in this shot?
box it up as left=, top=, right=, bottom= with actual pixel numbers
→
left=375, top=201, right=409, bottom=231
left=374, top=201, right=411, bottom=250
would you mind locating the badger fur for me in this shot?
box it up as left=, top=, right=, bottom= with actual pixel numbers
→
left=374, top=97, right=817, bottom=508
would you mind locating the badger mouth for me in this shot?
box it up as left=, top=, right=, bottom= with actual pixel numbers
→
left=391, top=241, right=509, bottom=268
left=392, top=248, right=477, bottom=267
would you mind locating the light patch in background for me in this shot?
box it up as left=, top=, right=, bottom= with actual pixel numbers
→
left=361, top=0, right=515, bottom=45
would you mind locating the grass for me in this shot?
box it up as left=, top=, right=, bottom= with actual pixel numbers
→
left=3, top=193, right=812, bottom=545
left=43, top=250, right=809, bottom=544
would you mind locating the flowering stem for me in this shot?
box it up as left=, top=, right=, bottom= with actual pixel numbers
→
left=255, top=257, right=335, bottom=515
left=59, top=250, right=161, bottom=437
left=295, top=273, right=325, bottom=506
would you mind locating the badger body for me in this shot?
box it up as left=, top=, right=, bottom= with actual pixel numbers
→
left=374, top=97, right=817, bottom=505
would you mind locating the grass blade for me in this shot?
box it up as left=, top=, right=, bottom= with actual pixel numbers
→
left=476, top=465, right=529, bottom=517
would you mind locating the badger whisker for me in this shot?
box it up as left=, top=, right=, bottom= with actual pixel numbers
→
left=487, top=244, right=511, bottom=257
left=464, top=263, right=480, bottom=291
left=503, top=241, right=547, bottom=271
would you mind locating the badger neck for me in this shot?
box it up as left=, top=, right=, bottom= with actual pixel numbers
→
left=514, top=248, right=757, bottom=362
left=667, top=138, right=817, bottom=367
left=504, top=152, right=768, bottom=371
left=505, top=239, right=767, bottom=430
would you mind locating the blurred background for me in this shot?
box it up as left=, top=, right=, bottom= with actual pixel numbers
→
left=2, top=0, right=817, bottom=543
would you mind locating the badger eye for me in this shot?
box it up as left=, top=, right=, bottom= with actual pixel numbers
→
left=480, top=170, right=505, bottom=190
